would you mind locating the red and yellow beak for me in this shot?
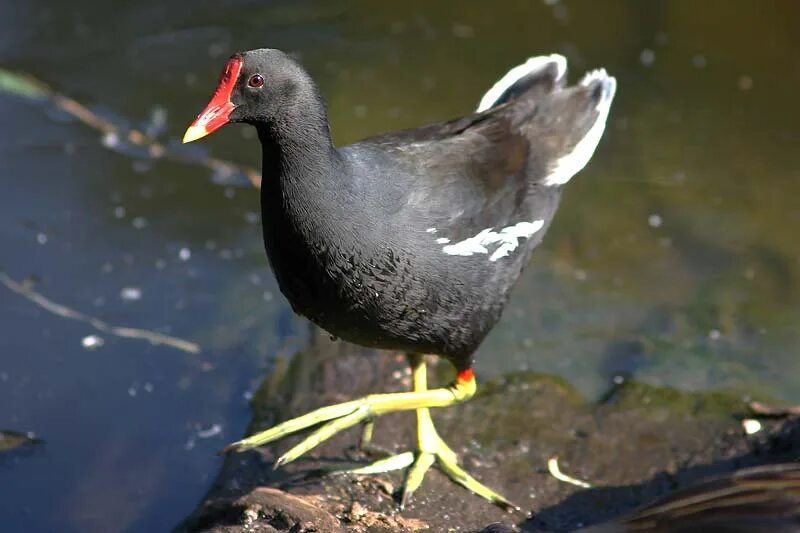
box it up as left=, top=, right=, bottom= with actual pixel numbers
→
left=182, top=56, right=243, bottom=143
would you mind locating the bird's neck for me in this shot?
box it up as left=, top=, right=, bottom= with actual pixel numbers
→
left=255, top=100, right=350, bottom=244
left=258, top=91, right=341, bottom=186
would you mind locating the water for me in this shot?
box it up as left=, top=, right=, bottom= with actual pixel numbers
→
left=1, top=0, right=799, bottom=531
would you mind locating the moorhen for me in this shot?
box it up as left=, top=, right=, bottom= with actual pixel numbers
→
left=183, top=48, right=616, bottom=509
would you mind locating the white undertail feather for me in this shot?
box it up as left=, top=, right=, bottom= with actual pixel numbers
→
left=476, top=54, right=567, bottom=112
left=543, top=69, right=617, bottom=186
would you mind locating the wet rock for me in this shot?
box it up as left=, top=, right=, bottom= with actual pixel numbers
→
left=181, top=330, right=800, bottom=532
left=477, top=524, right=520, bottom=533
left=182, top=487, right=344, bottom=533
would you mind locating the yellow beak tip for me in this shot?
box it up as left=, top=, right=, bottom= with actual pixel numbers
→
left=182, top=125, right=207, bottom=144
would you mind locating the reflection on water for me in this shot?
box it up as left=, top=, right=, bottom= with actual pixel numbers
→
left=1, top=0, right=799, bottom=531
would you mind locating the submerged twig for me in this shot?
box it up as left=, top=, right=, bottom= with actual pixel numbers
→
left=0, top=430, right=44, bottom=453
left=547, top=457, right=592, bottom=489
left=0, top=271, right=200, bottom=354
left=0, top=66, right=261, bottom=188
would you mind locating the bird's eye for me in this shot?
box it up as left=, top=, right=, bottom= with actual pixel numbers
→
left=248, top=74, right=265, bottom=88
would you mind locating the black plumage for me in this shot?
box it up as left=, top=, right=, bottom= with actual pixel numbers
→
left=224, top=49, right=615, bottom=369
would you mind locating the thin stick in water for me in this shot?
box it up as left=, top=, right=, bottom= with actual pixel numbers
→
left=0, top=271, right=200, bottom=354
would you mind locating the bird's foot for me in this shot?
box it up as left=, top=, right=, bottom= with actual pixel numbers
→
left=220, top=380, right=471, bottom=465
left=344, top=407, right=518, bottom=511
left=221, top=355, right=517, bottom=511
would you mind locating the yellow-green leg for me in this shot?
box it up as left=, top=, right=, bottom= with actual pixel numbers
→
left=222, top=354, right=516, bottom=511
left=402, top=354, right=515, bottom=509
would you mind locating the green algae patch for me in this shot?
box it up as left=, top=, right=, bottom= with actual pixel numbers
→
left=600, top=379, right=774, bottom=417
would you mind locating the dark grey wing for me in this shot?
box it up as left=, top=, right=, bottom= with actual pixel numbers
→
left=390, top=115, right=539, bottom=237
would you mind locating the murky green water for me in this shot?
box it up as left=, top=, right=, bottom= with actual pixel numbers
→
left=1, top=0, right=798, bottom=531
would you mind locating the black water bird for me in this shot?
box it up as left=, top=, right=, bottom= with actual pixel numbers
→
left=183, top=48, right=616, bottom=509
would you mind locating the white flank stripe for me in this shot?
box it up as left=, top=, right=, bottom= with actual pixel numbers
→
left=442, top=220, right=545, bottom=261
left=477, top=54, right=567, bottom=112
left=543, top=70, right=617, bottom=186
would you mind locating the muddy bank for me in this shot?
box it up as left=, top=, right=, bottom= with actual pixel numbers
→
left=180, top=330, right=799, bottom=532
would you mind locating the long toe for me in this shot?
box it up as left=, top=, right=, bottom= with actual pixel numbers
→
left=435, top=449, right=520, bottom=512
left=401, top=452, right=436, bottom=509
left=344, top=452, right=416, bottom=476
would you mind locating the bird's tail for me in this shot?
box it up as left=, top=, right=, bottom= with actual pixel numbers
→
left=476, top=54, right=567, bottom=112
left=532, top=68, right=617, bottom=186
left=477, top=54, right=617, bottom=187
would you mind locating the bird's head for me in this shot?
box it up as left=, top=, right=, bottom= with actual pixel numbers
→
left=182, top=48, right=313, bottom=143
